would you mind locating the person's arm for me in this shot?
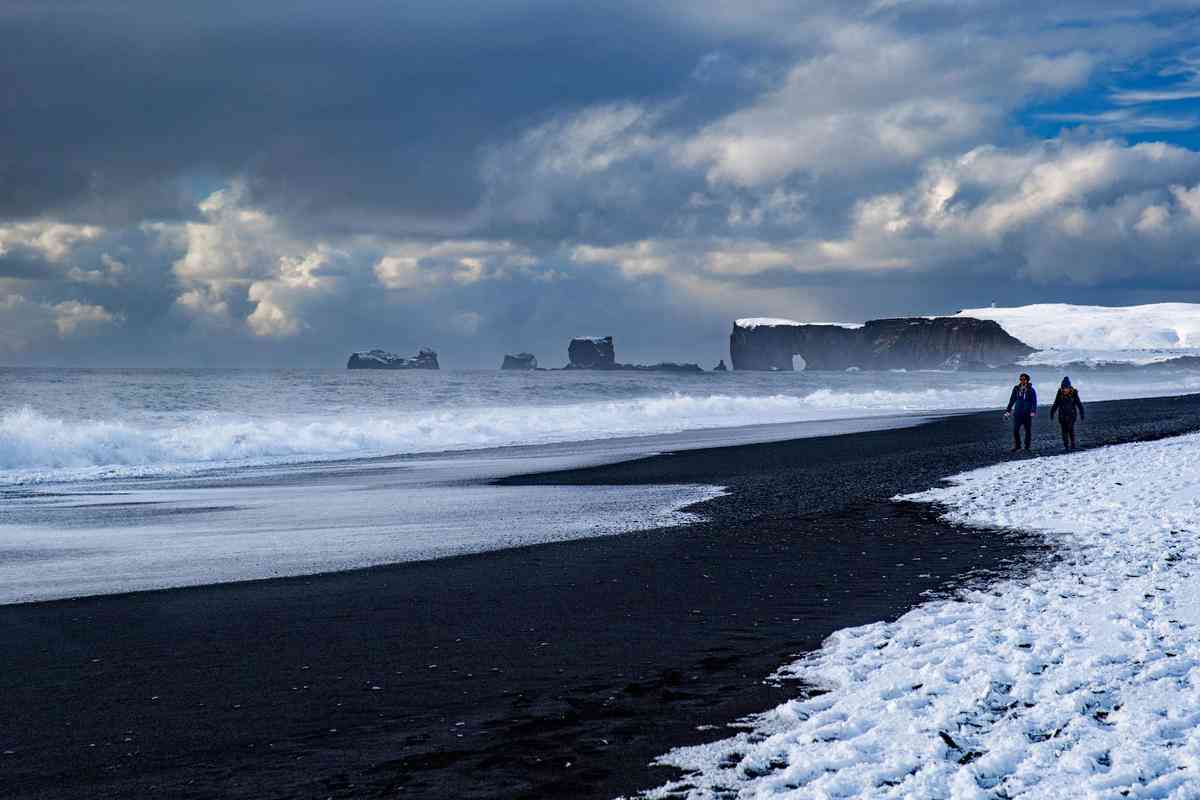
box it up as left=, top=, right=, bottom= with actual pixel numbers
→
left=1075, top=392, right=1084, bottom=420
left=1006, top=386, right=1017, bottom=414
left=1030, top=387, right=1037, bottom=415
left=1050, top=390, right=1060, bottom=420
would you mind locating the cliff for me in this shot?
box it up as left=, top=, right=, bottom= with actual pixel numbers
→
left=501, top=352, right=538, bottom=370
left=347, top=347, right=440, bottom=370
left=729, top=317, right=1033, bottom=371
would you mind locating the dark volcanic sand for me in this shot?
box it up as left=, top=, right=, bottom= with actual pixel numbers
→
left=3, top=394, right=1200, bottom=799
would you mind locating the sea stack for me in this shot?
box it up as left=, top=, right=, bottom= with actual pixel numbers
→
left=347, top=347, right=440, bottom=369
left=501, top=352, right=538, bottom=370
left=729, top=317, right=1033, bottom=371
left=562, top=336, right=703, bottom=371
left=567, top=337, right=616, bottom=369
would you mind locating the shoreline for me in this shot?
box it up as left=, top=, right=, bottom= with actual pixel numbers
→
left=2, top=393, right=1199, bottom=799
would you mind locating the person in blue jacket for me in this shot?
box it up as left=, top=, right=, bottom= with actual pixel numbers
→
left=1004, top=372, right=1037, bottom=452
left=1050, top=376, right=1084, bottom=450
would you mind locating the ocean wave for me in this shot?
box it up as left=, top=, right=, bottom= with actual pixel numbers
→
left=1020, top=348, right=1200, bottom=367
left=4, top=376, right=1199, bottom=485
left=0, top=392, right=964, bottom=484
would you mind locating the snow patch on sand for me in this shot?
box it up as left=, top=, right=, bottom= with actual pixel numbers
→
left=644, top=432, right=1200, bottom=799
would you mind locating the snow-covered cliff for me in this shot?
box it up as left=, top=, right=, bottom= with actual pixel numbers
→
left=730, top=317, right=1033, bottom=371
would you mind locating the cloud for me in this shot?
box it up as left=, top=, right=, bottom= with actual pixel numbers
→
left=1036, top=109, right=1200, bottom=133
left=805, top=139, right=1200, bottom=284
left=52, top=300, right=122, bottom=336
left=373, top=240, right=544, bottom=289
left=67, top=253, right=128, bottom=286
left=558, top=138, right=1200, bottom=296
left=673, top=22, right=1088, bottom=188
left=0, top=292, right=121, bottom=351
left=4, top=3, right=1200, bottom=365
left=246, top=250, right=339, bottom=337
left=159, top=184, right=344, bottom=335
left=571, top=241, right=676, bottom=278
left=0, top=222, right=104, bottom=262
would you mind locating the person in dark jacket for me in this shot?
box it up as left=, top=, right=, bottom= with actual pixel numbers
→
left=1004, top=373, right=1037, bottom=452
left=1049, top=376, right=1084, bottom=450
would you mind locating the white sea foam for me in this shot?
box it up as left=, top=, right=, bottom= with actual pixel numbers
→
left=1018, top=348, right=1200, bottom=367
left=643, top=432, right=1200, bottom=799
left=4, top=370, right=1200, bottom=486
left=0, top=393, right=944, bottom=484
left=0, top=480, right=728, bottom=604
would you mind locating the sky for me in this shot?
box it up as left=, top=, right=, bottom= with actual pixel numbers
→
left=4, top=1, right=1200, bottom=368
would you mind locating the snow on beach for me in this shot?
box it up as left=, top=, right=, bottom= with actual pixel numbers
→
left=645, top=432, right=1200, bottom=799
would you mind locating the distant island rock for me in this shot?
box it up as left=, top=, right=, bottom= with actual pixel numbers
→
left=564, top=335, right=702, bottom=372
left=729, top=317, right=1033, bottom=371
left=501, top=352, right=538, bottom=370
left=567, top=337, right=616, bottom=369
left=713, top=359, right=728, bottom=371
left=347, top=347, right=440, bottom=370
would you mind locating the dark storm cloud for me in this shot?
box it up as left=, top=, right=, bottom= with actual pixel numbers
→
left=5, top=1, right=1200, bottom=367
left=1, top=0, right=753, bottom=231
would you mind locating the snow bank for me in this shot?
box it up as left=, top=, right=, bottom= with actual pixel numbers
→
left=646, top=433, right=1200, bottom=798
left=957, top=303, right=1200, bottom=352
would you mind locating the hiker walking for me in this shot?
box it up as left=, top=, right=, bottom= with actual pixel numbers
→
left=1004, top=373, right=1037, bottom=452
left=1050, top=376, right=1084, bottom=451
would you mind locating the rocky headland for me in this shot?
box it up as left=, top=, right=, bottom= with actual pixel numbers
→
left=729, top=317, right=1033, bottom=371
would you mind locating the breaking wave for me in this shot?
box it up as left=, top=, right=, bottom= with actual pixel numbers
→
left=0, top=390, right=972, bottom=485
left=4, top=372, right=1199, bottom=486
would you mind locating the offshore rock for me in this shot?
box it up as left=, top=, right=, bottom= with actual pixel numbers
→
left=501, top=352, right=538, bottom=370
left=564, top=335, right=703, bottom=372
left=567, top=337, right=616, bottom=369
left=729, top=317, right=1033, bottom=371
left=347, top=347, right=440, bottom=370
left=713, top=359, right=728, bottom=372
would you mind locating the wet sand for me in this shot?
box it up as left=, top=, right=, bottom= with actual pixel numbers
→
left=3, top=393, right=1199, bottom=799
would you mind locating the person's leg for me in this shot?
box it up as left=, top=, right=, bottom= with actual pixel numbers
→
left=1060, top=420, right=1070, bottom=449
left=1066, top=419, right=1076, bottom=449
left=1022, top=417, right=1032, bottom=450
left=1012, top=418, right=1022, bottom=450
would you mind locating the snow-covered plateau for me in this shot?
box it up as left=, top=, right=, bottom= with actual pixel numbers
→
left=734, top=318, right=864, bottom=330
left=957, top=304, right=1200, bottom=366
left=646, top=432, right=1200, bottom=799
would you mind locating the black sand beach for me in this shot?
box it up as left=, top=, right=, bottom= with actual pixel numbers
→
left=3, top=394, right=1200, bottom=799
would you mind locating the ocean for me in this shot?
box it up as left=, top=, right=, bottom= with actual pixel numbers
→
left=3, top=364, right=1199, bottom=603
